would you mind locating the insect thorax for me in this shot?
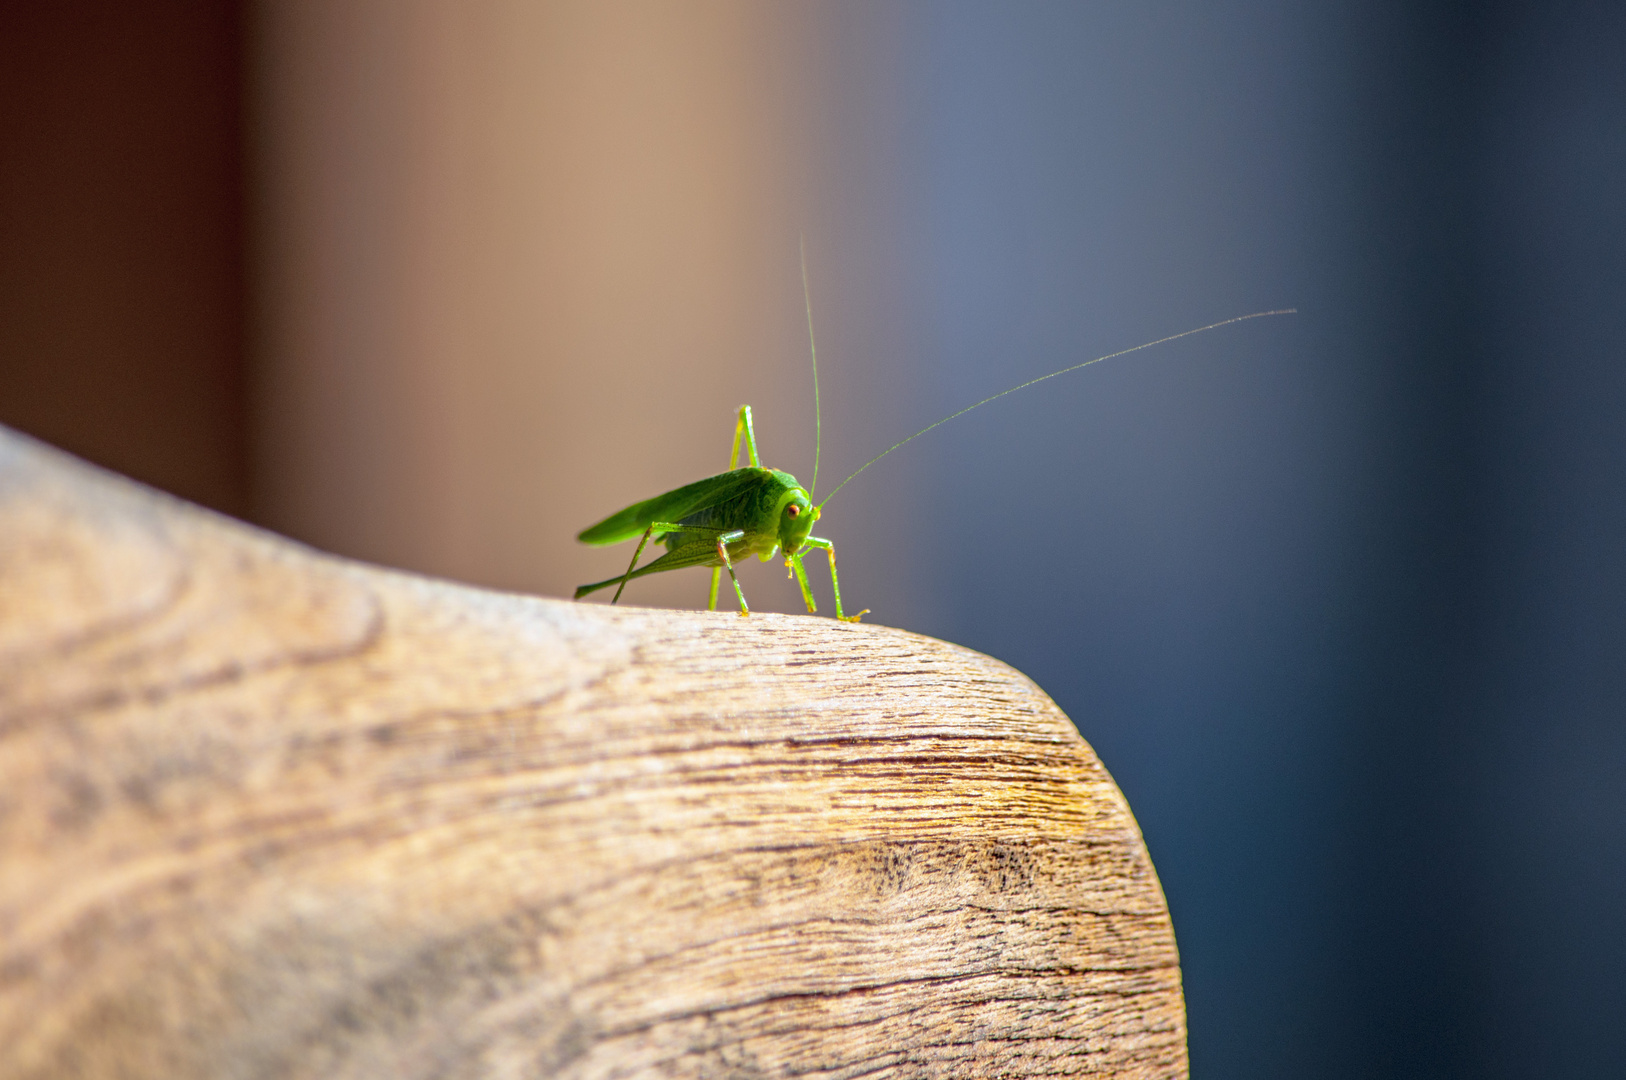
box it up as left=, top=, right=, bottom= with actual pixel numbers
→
left=665, top=469, right=803, bottom=559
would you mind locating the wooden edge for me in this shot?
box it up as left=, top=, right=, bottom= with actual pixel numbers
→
left=0, top=424, right=1186, bottom=1079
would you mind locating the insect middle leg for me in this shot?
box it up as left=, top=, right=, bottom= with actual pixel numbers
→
left=613, top=523, right=747, bottom=613
left=711, top=529, right=749, bottom=615
left=796, top=537, right=867, bottom=623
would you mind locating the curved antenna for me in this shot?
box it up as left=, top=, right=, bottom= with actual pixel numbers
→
left=817, top=308, right=1296, bottom=509
left=800, top=237, right=822, bottom=501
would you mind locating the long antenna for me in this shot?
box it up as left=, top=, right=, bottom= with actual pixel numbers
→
left=817, top=307, right=1296, bottom=509
left=800, top=237, right=822, bottom=501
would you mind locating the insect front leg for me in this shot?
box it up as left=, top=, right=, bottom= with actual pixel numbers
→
left=787, top=551, right=817, bottom=615
left=800, top=536, right=868, bottom=622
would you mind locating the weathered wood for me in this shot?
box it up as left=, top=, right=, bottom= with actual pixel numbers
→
left=0, top=424, right=1187, bottom=1079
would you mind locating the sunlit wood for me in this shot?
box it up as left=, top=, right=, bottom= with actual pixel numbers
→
left=0, top=425, right=1186, bottom=1078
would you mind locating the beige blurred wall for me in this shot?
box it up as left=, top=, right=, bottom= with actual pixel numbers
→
left=250, top=0, right=915, bottom=613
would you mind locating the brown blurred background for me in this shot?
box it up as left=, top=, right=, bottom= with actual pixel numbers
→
left=1, top=0, right=912, bottom=612
left=0, top=2, right=248, bottom=516
left=6, top=4, right=1625, bottom=1079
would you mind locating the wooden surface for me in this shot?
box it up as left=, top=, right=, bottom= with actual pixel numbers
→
left=0, top=425, right=1187, bottom=1079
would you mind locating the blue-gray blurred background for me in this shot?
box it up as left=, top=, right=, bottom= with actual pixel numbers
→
left=4, top=3, right=1622, bottom=1077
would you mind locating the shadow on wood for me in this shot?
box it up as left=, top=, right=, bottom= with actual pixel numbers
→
left=0, top=425, right=1186, bottom=1078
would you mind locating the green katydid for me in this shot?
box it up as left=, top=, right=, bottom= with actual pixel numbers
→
left=574, top=252, right=1293, bottom=619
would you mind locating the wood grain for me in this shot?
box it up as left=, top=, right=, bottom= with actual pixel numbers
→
left=0, top=425, right=1187, bottom=1079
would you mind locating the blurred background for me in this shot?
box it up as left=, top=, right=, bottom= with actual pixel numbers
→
left=3, top=2, right=1622, bottom=1077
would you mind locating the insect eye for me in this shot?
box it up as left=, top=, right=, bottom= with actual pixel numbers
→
left=786, top=505, right=800, bottom=517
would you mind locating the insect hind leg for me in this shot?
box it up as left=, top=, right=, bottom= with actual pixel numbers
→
left=611, top=524, right=659, bottom=605
left=730, top=405, right=761, bottom=469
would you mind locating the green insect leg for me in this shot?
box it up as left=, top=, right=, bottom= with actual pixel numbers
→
left=713, top=529, right=749, bottom=615
left=611, top=524, right=659, bottom=605
left=729, top=405, right=761, bottom=469
left=787, top=552, right=817, bottom=615
left=717, top=404, right=759, bottom=614
left=611, top=522, right=738, bottom=607
left=801, top=536, right=867, bottom=622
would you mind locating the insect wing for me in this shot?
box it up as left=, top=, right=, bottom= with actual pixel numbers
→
left=576, top=469, right=764, bottom=546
